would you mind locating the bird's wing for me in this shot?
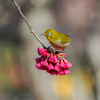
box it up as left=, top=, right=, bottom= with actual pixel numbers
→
left=58, top=39, right=67, bottom=45
left=59, top=33, right=71, bottom=43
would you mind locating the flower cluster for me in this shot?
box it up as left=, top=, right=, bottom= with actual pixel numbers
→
left=35, top=47, right=72, bottom=75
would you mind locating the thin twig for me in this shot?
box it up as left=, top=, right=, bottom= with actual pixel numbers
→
left=12, top=0, right=45, bottom=48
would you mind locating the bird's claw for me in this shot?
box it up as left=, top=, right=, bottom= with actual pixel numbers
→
left=47, top=46, right=52, bottom=49
left=43, top=45, right=64, bottom=60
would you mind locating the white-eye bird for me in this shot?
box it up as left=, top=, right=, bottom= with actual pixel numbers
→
left=41, top=29, right=71, bottom=50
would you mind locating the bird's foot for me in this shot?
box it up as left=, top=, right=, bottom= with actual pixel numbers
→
left=43, top=45, right=64, bottom=60
left=47, top=46, right=57, bottom=54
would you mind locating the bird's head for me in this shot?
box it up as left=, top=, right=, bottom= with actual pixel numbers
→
left=40, top=29, right=57, bottom=40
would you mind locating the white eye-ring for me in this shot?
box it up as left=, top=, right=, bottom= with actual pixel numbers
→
left=47, top=32, right=51, bottom=35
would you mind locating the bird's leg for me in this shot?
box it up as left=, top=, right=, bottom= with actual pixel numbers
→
left=43, top=45, right=64, bottom=60
left=42, top=45, right=52, bottom=50
left=47, top=46, right=52, bottom=49
left=42, top=44, right=47, bottom=49
left=42, top=45, right=56, bottom=54
left=47, top=46, right=56, bottom=54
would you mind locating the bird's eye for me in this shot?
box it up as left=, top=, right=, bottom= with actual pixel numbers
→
left=47, top=32, right=51, bottom=35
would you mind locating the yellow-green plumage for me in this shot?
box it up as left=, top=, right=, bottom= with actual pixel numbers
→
left=42, top=29, right=71, bottom=50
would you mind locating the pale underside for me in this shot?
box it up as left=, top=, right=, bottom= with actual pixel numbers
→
left=50, top=39, right=70, bottom=50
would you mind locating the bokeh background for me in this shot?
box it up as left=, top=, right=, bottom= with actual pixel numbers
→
left=0, top=0, right=100, bottom=100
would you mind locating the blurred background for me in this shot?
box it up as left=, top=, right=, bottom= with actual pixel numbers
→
left=0, top=0, right=100, bottom=100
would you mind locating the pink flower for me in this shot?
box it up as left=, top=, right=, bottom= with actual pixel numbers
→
left=35, top=58, right=40, bottom=63
left=63, top=59, right=72, bottom=68
left=48, top=53, right=58, bottom=63
left=38, top=47, right=48, bottom=56
left=48, top=63, right=54, bottom=70
left=64, top=70, right=70, bottom=74
left=35, top=62, right=41, bottom=69
left=55, top=63, right=60, bottom=72
left=35, top=47, right=72, bottom=75
left=41, top=59, right=49, bottom=68
left=59, top=59, right=65, bottom=68
left=58, top=71, right=65, bottom=75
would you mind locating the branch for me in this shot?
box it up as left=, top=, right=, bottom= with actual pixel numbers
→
left=12, top=0, right=45, bottom=48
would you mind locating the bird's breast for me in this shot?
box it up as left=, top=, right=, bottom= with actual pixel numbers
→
left=50, top=40, right=70, bottom=50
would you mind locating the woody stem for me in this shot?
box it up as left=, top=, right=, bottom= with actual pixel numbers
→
left=12, top=0, right=45, bottom=48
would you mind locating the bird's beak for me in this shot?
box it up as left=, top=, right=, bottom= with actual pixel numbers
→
left=40, top=33, right=45, bottom=36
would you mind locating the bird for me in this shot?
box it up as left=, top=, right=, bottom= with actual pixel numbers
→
left=40, top=29, right=71, bottom=51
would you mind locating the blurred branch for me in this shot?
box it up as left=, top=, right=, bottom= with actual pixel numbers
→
left=12, top=0, right=46, bottom=48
